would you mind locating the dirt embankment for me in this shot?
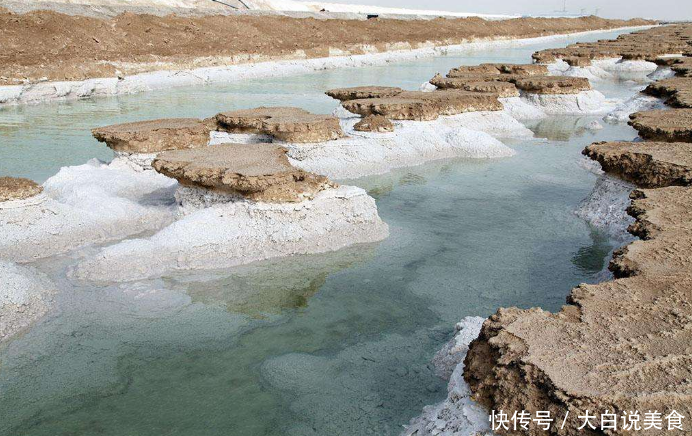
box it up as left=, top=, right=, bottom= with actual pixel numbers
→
left=0, top=10, right=652, bottom=86
left=464, top=24, right=692, bottom=436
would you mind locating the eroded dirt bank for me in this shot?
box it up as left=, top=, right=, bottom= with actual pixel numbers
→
left=0, top=11, right=652, bottom=86
left=464, top=24, right=692, bottom=435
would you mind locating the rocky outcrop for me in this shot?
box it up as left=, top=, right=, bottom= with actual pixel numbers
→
left=0, top=177, right=43, bottom=203
left=447, top=63, right=548, bottom=77
left=1, top=260, right=56, bottom=342
left=325, top=86, right=404, bottom=102
left=216, top=107, right=344, bottom=143
left=340, top=90, right=502, bottom=121
left=92, top=118, right=212, bottom=153
left=152, top=143, right=334, bottom=203
left=643, top=76, right=692, bottom=108
left=629, top=109, right=692, bottom=142
left=583, top=141, right=692, bottom=188
left=353, top=115, right=394, bottom=132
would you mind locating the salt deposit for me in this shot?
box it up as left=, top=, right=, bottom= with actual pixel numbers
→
left=500, top=90, right=610, bottom=118
left=0, top=261, right=56, bottom=342
left=603, top=93, right=667, bottom=123
left=0, top=160, right=176, bottom=262
left=285, top=115, right=516, bottom=180
left=401, top=317, right=492, bottom=436
left=575, top=174, right=636, bottom=241
left=547, top=58, right=660, bottom=82
left=71, top=185, right=389, bottom=282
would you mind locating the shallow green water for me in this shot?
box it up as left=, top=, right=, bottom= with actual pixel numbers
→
left=0, top=30, right=640, bottom=436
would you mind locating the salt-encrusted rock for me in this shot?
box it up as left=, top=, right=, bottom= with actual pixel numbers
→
left=583, top=141, right=692, bottom=188
left=353, top=115, right=394, bottom=133
left=216, top=107, right=343, bottom=143
left=325, top=86, right=403, bottom=102
left=152, top=143, right=333, bottom=203
left=629, top=109, right=692, bottom=142
left=341, top=90, right=502, bottom=121
left=1, top=260, right=56, bottom=342
left=92, top=118, right=212, bottom=153
left=429, top=74, right=519, bottom=98
left=514, top=76, right=591, bottom=94
left=71, top=185, right=389, bottom=282
left=0, top=177, right=42, bottom=203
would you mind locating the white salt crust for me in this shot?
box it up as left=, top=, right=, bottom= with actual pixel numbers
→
left=547, top=58, right=659, bottom=82
left=401, top=317, right=492, bottom=436
left=0, top=26, right=653, bottom=107
left=575, top=173, right=636, bottom=242
left=501, top=89, right=611, bottom=119
left=285, top=114, right=517, bottom=180
left=0, top=260, right=56, bottom=342
left=603, top=93, right=667, bottom=123
left=0, top=159, right=177, bottom=262
left=71, top=185, right=389, bottom=282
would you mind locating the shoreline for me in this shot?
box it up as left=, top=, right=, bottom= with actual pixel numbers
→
left=0, top=26, right=653, bottom=107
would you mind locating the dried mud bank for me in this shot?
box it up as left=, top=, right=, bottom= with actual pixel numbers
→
left=420, top=24, right=692, bottom=436
left=0, top=11, right=653, bottom=106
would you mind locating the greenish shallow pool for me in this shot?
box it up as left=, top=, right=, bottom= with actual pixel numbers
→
left=0, top=30, right=641, bottom=436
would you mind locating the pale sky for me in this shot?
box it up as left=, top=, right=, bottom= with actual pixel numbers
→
left=322, top=0, right=692, bottom=21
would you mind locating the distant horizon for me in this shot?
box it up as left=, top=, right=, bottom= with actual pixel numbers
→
left=299, top=0, right=691, bottom=21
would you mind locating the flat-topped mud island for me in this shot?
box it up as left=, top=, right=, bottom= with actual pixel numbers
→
left=2, top=13, right=692, bottom=436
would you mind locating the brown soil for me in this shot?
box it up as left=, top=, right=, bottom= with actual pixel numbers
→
left=92, top=118, right=212, bottom=153
left=0, top=177, right=43, bottom=202
left=152, top=143, right=333, bottom=203
left=341, top=90, right=502, bottom=121
left=0, top=11, right=653, bottom=85
left=353, top=115, right=394, bottom=132
left=215, top=107, right=343, bottom=143
left=513, top=76, right=591, bottom=94
left=629, top=109, right=692, bottom=142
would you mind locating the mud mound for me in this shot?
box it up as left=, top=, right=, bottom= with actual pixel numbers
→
left=353, top=115, right=394, bottom=132
left=92, top=118, right=212, bottom=153
left=0, top=177, right=43, bottom=203
left=325, top=86, right=403, bottom=102
left=629, top=109, right=692, bottom=142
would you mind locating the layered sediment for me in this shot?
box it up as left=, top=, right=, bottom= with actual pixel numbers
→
left=457, top=23, right=692, bottom=436
left=152, top=143, right=334, bottom=203
left=0, top=12, right=653, bottom=87
left=629, top=109, right=692, bottom=142
left=216, top=107, right=344, bottom=143
left=92, top=118, right=212, bottom=153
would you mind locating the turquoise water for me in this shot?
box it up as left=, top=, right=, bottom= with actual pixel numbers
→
left=0, top=30, right=640, bottom=436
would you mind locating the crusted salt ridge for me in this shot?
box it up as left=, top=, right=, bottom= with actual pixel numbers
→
left=71, top=185, right=389, bottom=282
left=500, top=90, right=610, bottom=118
left=603, top=93, right=667, bottom=123
left=401, top=317, right=492, bottom=436
left=547, top=58, right=660, bottom=82
left=575, top=174, right=636, bottom=241
left=284, top=112, right=518, bottom=180
left=0, top=261, right=56, bottom=343
left=0, top=159, right=176, bottom=262
left=0, top=26, right=655, bottom=107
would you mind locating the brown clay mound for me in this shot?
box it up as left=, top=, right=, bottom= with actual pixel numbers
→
left=216, top=107, right=343, bottom=143
left=325, top=86, right=403, bottom=102
left=0, top=177, right=43, bottom=202
left=92, top=118, right=212, bottom=153
left=583, top=141, right=692, bottom=188
left=152, top=143, right=333, bottom=203
left=429, top=74, right=520, bottom=97
left=629, top=109, right=692, bottom=142
left=341, top=90, right=502, bottom=121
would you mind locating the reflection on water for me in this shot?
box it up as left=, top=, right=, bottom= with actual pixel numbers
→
left=0, top=29, right=644, bottom=436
